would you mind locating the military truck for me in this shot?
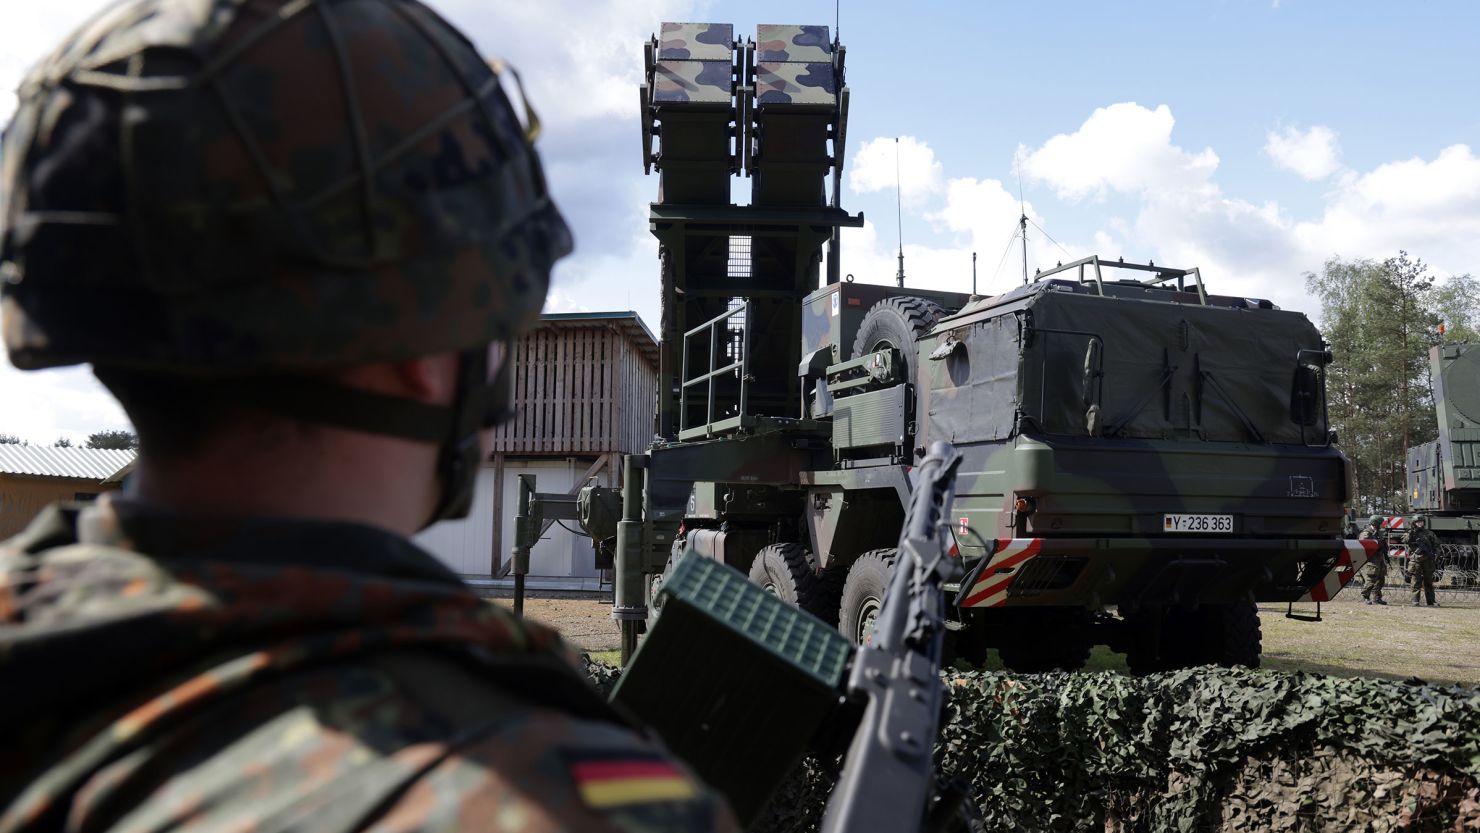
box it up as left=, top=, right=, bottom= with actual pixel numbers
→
left=523, top=21, right=1373, bottom=672
left=1373, top=343, right=1480, bottom=587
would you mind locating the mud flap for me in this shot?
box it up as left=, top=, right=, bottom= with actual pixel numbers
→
left=1296, top=539, right=1376, bottom=603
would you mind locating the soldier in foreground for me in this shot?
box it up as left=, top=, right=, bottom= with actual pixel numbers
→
left=1404, top=516, right=1440, bottom=607
left=0, top=1, right=735, bottom=830
left=1358, top=515, right=1389, bottom=605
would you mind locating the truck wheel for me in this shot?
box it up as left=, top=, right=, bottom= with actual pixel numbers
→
left=1208, top=600, right=1261, bottom=668
left=645, top=541, right=686, bottom=631
left=1122, top=606, right=1170, bottom=675
left=745, top=544, right=840, bottom=621
left=838, top=549, right=896, bottom=645
left=807, top=564, right=848, bottom=626
left=851, top=296, right=946, bottom=381
left=997, top=610, right=1092, bottom=673
left=1127, top=603, right=1261, bottom=671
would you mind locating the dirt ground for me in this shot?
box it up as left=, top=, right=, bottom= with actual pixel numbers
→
left=500, top=590, right=1480, bottom=686
left=493, top=596, right=623, bottom=651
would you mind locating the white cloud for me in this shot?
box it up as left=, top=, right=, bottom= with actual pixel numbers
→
left=849, top=136, right=945, bottom=207
left=438, top=0, right=691, bottom=129
left=838, top=137, right=1081, bottom=297
left=0, top=362, right=130, bottom=446
left=1264, top=125, right=1343, bottom=180
left=0, top=0, right=685, bottom=438
left=1016, top=102, right=1480, bottom=313
left=839, top=106, right=1479, bottom=323
left=1020, top=103, right=1219, bottom=200
left=1292, top=143, right=1480, bottom=268
left=0, top=1, right=112, bottom=126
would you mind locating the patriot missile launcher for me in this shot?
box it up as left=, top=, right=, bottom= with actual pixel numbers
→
left=515, top=21, right=1375, bottom=672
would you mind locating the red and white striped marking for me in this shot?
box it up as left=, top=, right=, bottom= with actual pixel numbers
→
left=1299, top=539, right=1377, bottom=603
left=959, top=538, right=1042, bottom=608
left=1381, top=516, right=1406, bottom=530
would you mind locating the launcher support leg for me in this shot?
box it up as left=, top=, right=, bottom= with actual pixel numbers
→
left=512, top=475, right=534, bottom=617
left=613, top=454, right=649, bottom=664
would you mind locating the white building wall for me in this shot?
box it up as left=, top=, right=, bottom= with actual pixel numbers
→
left=414, top=457, right=609, bottom=581
left=413, top=465, right=497, bottom=576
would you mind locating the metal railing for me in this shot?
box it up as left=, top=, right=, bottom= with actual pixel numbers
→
left=1035, top=256, right=1209, bottom=305
left=679, top=301, right=752, bottom=439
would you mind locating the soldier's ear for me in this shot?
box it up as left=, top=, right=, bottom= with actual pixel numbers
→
left=337, top=353, right=463, bottom=406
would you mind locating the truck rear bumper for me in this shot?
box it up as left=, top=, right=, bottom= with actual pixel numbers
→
left=956, top=537, right=1377, bottom=608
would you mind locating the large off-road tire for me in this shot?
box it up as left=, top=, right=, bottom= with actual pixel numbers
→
left=1124, top=602, right=1261, bottom=673
left=1122, top=606, right=1169, bottom=675
left=996, top=609, right=1093, bottom=673
left=1204, top=600, right=1262, bottom=668
left=851, top=296, right=946, bottom=383
left=808, top=564, right=848, bottom=626
left=645, top=539, right=687, bottom=632
left=838, top=549, right=896, bottom=645
left=748, top=543, right=842, bottom=624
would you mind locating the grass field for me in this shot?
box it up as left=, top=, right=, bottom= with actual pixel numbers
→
left=1257, top=594, right=1480, bottom=685
left=553, top=592, right=1480, bottom=686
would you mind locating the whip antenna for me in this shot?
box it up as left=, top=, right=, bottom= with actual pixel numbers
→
left=1016, top=157, right=1029, bottom=285
left=895, top=137, right=905, bottom=287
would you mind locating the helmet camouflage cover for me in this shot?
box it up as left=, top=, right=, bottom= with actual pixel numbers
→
left=1, top=0, right=572, bottom=374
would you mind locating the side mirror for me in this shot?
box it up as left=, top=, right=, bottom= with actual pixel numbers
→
left=1290, top=365, right=1321, bottom=426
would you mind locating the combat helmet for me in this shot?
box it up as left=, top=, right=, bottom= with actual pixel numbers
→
left=1369, top=514, right=1383, bottom=528
left=1, top=0, right=573, bottom=523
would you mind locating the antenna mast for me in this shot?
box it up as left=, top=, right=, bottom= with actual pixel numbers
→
left=1019, top=212, right=1029, bottom=285
left=972, top=251, right=977, bottom=295
left=1016, top=160, right=1029, bottom=285
left=895, top=137, right=905, bottom=287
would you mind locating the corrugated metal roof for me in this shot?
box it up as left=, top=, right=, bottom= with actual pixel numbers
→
left=0, top=445, right=136, bottom=481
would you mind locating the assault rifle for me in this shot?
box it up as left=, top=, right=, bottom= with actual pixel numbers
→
left=611, top=441, right=976, bottom=830
left=820, top=440, right=975, bottom=832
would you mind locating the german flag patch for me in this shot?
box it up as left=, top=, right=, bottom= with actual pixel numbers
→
left=565, top=749, right=698, bottom=808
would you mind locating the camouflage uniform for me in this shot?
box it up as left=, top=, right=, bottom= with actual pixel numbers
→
left=1404, top=521, right=1440, bottom=606
left=1358, top=519, right=1388, bottom=604
left=0, top=0, right=737, bottom=829
left=0, top=498, right=735, bottom=831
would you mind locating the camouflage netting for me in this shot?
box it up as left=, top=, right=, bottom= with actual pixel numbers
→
left=583, top=658, right=1480, bottom=832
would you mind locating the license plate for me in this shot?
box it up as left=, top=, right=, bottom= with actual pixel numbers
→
left=1163, top=513, right=1233, bottom=533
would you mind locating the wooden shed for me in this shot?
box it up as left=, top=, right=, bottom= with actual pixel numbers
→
left=0, top=446, right=135, bottom=539
left=414, top=312, right=659, bottom=587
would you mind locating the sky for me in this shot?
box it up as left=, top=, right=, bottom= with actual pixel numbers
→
left=2, top=0, right=1478, bottom=443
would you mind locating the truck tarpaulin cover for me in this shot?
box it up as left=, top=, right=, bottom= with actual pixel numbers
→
left=926, top=313, right=1021, bottom=444
left=1016, top=292, right=1324, bottom=444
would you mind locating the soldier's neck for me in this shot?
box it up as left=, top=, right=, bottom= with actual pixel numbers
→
left=129, top=426, right=441, bottom=537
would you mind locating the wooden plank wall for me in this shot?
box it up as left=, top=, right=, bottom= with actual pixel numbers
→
left=0, top=476, right=118, bottom=539
left=492, top=322, right=657, bottom=455
left=620, top=340, right=657, bottom=454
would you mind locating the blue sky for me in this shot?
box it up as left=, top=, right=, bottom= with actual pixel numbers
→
left=2, top=0, right=1478, bottom=441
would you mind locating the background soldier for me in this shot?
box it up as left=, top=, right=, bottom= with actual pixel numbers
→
left=1359, top=514, right=1389, bottom=605
left=1403, top=516, right=1441, bottom=607
left=0, top=1, right=736, bottom=830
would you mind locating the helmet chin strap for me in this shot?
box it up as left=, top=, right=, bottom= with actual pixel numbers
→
left=226, top=348, right=514, bottom=529
left=425, top=348, right=509, bottom=527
